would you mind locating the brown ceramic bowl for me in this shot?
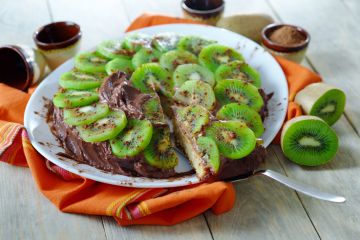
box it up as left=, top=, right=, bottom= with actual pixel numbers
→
left=33, top=21, right=82, bottom=69
left=181, top=0, right=225, bottom=25
left=261, top=23, right=310, bottom=63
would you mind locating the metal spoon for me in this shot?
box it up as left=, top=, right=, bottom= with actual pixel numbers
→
left=172, top=146, right=346, bottom=203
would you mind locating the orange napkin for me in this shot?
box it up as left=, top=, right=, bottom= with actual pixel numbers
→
left=0, top=14, right=321, bottom=226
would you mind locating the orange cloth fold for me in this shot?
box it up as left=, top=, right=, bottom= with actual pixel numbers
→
left=0, top=13, right=321, bottom=226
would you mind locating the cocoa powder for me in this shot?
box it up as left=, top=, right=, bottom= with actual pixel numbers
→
left=269, top=26, right=306, bottom=46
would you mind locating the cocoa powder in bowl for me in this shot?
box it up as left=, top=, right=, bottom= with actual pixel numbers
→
left=269, top=26, right=306, bottom=46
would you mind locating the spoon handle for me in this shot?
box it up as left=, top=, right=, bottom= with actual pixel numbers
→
left=258, top=169, right=346, bottom=203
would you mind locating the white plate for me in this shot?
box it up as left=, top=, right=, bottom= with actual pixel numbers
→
left=24, top=24, right=288, bottom=188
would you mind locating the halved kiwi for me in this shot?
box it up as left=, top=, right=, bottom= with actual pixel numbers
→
left=144, top=127, right=178, bottom=169
left=132, top=48, right=162, bottom=68
left=205, top=121, right=256, bottom=159
left=294, top=82, right=346, bottom=126
left=197, top=136, right=220, bottom=173
left=177, top=35, right=217, bottom=55
left=105, top=58, right=134, bottom=75
left=173, top=63, right=215, bottom=88
left=199, top=44, right=244, bottom=72
left=75, top=52, right=108, bottom=73
left=63, top=102, right=110, bottom=126
left=123, top=33, right=152, bottom=52
left=214, top=79, right=264, bottom=111
left=215, top=60, right=262, bottom=88
left=110, top=119, right=153, bottom=158
left=281, top=116, right=339, bottom=166
left=77, top=110, right=127, bottom=142
left=53, top=89, right=99, bottom=108
left=96, top=40, right=134, bottom=59
left=175, top=105, right=210, bottom=135
left=59, top=69, right=106, bottom=90
left=216, top=103, right=264, bottom=137
left=159, top=49, right=198, bottom=71
left=152, top=32, right=180, bottom=52
left=173, top=80, right=216, bottom=110
left=130, top=63, right=174, bottom=97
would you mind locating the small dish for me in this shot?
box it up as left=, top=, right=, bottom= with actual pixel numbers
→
left=181, top=0, right=224, bottom=25
left=261, top=23, right=310, bottom=63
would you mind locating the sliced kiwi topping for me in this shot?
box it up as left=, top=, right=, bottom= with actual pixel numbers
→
left=214, top=79, right=264, bottom=111
left=123, top=33, right=152, bottom=52
left=281, top=116, right=338, bottom=166
left=175, top=105, right=210, bottom=135
left=53, top=89, right=99, bottom=108
left=152, top=32, right=180, bottom=52
left=63, top=102, right=110, bottom=126
left=75, top=52, right=108, bottom=73
left=199, top=44, right=244, bottom=72
left=77, top=110, right=127, bottom=142
left=132, top=48, right=162, bottom=68
left=205, top=121, right=256, bottom=159
left=159, top=49, right=198, bottom=72
left=59, top=70, right=106, bottom=90
left=141, top=94, right=166, bottom=125
left=173, top=80, right=216, bottom=110
left=110, top=119, right=153, bottom=158
left=105, top=58, right=134, bottom=76
left=177, top=36, right=217, bottom=55
left=97, top=40, right=134, bottom=59
left=144, top=127, right=178, bottom=169
left=197, top=136, right=220, bottom=173
left=130, top=63, right=174, bottom=97
left=216, top=103, right=264, bottom=137
left=215, top=60, right=262, bottom=88
left=173, top=63, right=215, bottom=88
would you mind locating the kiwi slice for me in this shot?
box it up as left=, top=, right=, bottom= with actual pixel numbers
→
left=216, top=103, right=264, bottom=137
left=105, top=58, right=134, bottom=75
left=96, top=40, right=134, bottom=59
left=63, top=102, right=110, bottom=126
left=144, top=127, right=178, bottom=169
left=173, top=80, right=216, bottom=110
left=152, top=32, right=180, bottom=52
left=75, top=52, right=108, bottom=73
left=205, top=121, right=256, bottom=159
left=197, top=136, right=220, bottom=173
left=214, top=79, right=264, bottom=111
left=175, top=105, right=210, bottom=135
left=59, top=69, right=106, bottom=90
left=53, top=89, right=99, bottom=108
left=294, top=83, right=346, bottom=126
left=77, top=110, right=127, bottom=142
left=132, top=48, right=162, bottom=68
left=130, top=63, right=174, bottom=97
left=159, top=49, right=198, bottom=72
left=123, top=33, right=152, bottom=52
left=199, top=44, right=244, bottom=72
left=110, top=119, right=153, bottom=158
left=281, top=116, right=339, bottom=166
left=173, top=64, right=215, bottom=88
left=177, top=36, right=217, bottom=55
left=141, top=94, right=166, bottom=125
left=215, top=60, right=262, bottom=88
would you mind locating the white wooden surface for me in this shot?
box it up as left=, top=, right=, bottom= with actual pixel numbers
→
left=1, top=0, right=359, bottom=239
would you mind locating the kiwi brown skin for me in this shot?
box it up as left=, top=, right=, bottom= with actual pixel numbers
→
left=294, top=82, right=346, bottom=126
left=280, top=115, right=339, bottom=166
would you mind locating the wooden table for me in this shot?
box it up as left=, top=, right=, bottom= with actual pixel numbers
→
left=1, top=0, right=359, bottom=239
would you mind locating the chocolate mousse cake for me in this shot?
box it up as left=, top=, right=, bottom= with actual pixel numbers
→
left=47, top=33, right=268, bottom=181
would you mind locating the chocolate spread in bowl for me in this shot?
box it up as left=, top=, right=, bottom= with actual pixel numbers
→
left=47, top=71, right=269, bottom=179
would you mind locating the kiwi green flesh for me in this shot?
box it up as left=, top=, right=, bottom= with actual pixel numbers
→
left=175, top=105, right=210, bottom=135
left=75, top=52, right=108, bottom=73
left=205, top=121, right=256, bottom=159
left=173, top=64, right=215, bottom=88
left=77, top=110, right=127, bottom=142
left=309, top=89, right=346, bottom=126
left=141, top=96, right=166, bottom=125
left=63, top=103, right=110, bottom=126
left=59, top=71, right=105, bottom=90
left=216, top=103, right=264, bottom=137
left=97, top=40, right=134, bottom=60
left=132, top=48, right=162, bottom=68
left=197, top=136, right=220, bottom=173
left=105, top=58, right=134, bottom=75
left=177, top=36, right=217, bottom=55
left=159, top=49, right=198, bottom=71
left=53, top=90, right=99, bottom=108
left=110, top=119, right=153, bottom=158
left=281, top=118, right=338, bottom=166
